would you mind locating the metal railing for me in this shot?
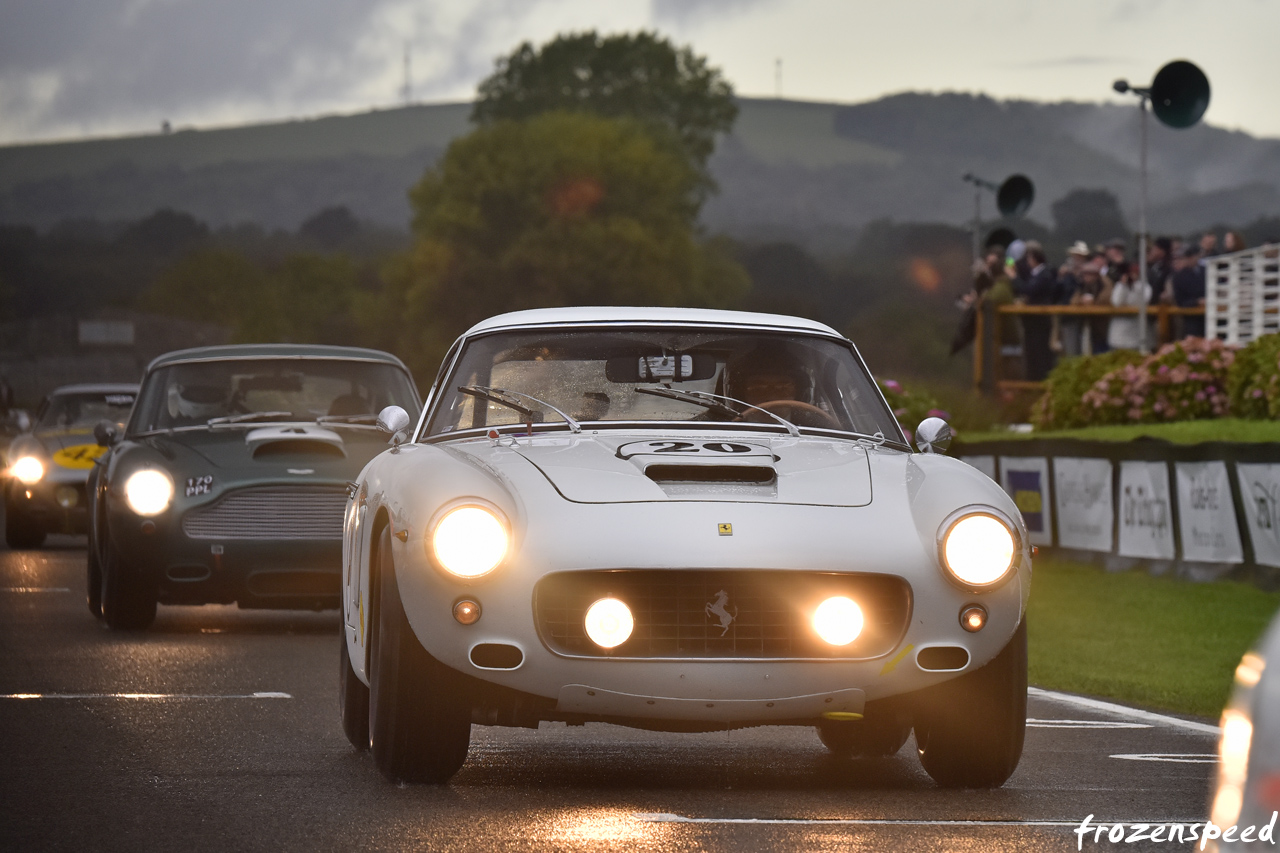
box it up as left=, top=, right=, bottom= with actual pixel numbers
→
left=1205, top=244, right=1280, bottom=345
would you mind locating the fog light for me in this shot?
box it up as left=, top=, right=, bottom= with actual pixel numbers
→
left=453, top=599, right=481, bottom=625
left=812, top=596, right=864, bottom=646
left=584, top=598, right=633, bottom=649
left=55, top=486, right=79, bottom=509
left=960, top=605, right=987, bottom=633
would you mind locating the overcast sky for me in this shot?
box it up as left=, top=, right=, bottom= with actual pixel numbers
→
left=1, top=0, right=1277, bottom=146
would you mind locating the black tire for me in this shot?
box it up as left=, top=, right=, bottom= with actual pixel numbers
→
left=87, top=542, right=103, bottom=619
left=100, top=538, right=157, bottom=631
left=817, top=702, right=911, bottom=757
left=913, top=619, right=1027, bottom=788
left=4, top=502, right=46, bottom=550
left=339, top=628, right=370, bottom=751
left=368, top=527, right=470, bottom=783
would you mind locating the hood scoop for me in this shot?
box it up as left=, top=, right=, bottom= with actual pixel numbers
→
left=644, top=463, right=776, bottom=485
left=245, top=425, right=346, bottom=459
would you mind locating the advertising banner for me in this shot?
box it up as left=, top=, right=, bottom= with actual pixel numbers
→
left=1001, top=457, right=1052, bottom=546
left=1117, top=461, right=1175, bottom=560
left=1053, top=457, right=1113, bottom=552
left=1175, top=462, right=1243, bottom=564
left=1237, top=463, right=1280, bottom=568
left=960, top=455, right=997, bottom=482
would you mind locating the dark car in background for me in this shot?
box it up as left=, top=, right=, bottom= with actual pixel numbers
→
left=87, top=344, right=419, bottom=629
left=5, top=384, right=138, bottom=549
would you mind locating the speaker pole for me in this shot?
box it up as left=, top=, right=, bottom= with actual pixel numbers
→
left=1114, top=60, right=1210, bottom=354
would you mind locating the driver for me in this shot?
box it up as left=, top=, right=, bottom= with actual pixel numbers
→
left=724, top=346, right=808, bottom=406
left=167, top=383, right=227, bottom=423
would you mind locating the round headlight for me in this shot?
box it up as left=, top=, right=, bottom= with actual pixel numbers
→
left=941, top=513, right=1016, bottom=587
left=123, top=470, right=174, bottom=517
left=11, top=456, right=44, bottom=485
left=430, top=506, right=508, bottom=578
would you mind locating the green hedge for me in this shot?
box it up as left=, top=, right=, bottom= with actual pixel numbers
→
left=1031, top=335, right=1280, bottom=430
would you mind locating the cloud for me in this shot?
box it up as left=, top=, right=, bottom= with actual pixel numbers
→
left=1000, top=56, right=1131, bottom=70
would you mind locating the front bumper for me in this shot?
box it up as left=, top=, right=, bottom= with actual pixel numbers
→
left=108, top=482, right=348, bottom=609
left=5, top=473, right=90, bottom=534
left=387, top=501, right=1028, bottom=727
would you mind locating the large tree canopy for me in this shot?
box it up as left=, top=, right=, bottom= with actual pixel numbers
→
left=472, top=31, right=737, bottom=182
left=373, top=111, right=749, bottom=377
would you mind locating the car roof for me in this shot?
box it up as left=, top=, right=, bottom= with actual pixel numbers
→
left=48, top=383, right=140, bottom=396
left=461, top=307, right=843, bottom=338
left=144, top=343, right=411, bottom=373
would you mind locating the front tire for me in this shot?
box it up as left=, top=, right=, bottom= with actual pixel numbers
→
left=339, top=628, right=370, bottom=751
left=100, top=538, right=157, bottom=630
left=914, top=620, right=1027, bottom=788
left=368, top=527, right=470, bottom=783
left=87, top=542, right=103, bottom=619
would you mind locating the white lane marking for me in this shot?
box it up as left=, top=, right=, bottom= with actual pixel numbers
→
left=0, top=587, right=71, bottom=593
left=1110, top=753, right=1218, bottom=764
left=1027, top=719, right=1151, bottom=729
left=635, top=814, right=1202, bottom=827
left=1029, top=687, right=1220, bottom=736
left=1, top=692, right=292, bottom=700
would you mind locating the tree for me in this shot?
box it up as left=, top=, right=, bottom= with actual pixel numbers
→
left=1051, top=189, right=1129, bottom=250
left=372, top=111, right=750, bottom=377
left=472, top=31, right=737, bottom=190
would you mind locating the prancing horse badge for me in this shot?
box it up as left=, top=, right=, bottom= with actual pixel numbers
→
left=718, top=523, right=733, bottom=536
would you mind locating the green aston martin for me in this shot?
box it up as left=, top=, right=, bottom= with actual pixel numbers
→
left=86, top=344, right=420, bottom=630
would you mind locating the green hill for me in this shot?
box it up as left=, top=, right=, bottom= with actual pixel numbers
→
left=1, top=94, right=1277, bottom=238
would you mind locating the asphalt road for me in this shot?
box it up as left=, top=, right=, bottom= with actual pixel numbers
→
left=0, top=540, right=1223, bottom=852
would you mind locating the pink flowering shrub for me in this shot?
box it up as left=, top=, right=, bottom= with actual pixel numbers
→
left=877, top=379, right=947, bottom=441
left=1227, top=333, right=1280, bottom=419
left=1079, top=337, right=1235, bottom=425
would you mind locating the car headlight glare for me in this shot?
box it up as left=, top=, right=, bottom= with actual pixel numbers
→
left=584, top=598, right=634, bottom=649
left=431, top=506, right=508, bottom=578
left=941, top=513, right=1016, bottom=587
left=812, top=596, right=865, bottom=646
left=11, top=456, right=44, bottom=485
left=123, top=470, right=174, bottom=516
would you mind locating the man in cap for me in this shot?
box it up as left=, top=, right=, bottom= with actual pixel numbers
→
left=1055, top=241, right=1091, bottom=356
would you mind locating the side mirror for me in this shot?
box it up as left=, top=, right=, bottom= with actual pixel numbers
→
left=375, top=405, right=411, bottom=448
left=915, top=417, right=953, bottom=455
left=93, top=419, right=120, bottom=447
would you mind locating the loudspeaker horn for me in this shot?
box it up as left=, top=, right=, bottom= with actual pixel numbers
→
left=1149, top=60, right=1210, bottom=129
left=984, top=227, right=1017, bottom=251
left=996, top=175, right=1034, bottom=218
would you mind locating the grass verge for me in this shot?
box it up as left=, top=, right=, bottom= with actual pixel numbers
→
left=1027, top=557, right=1280, bottom=717
left=961, top=418, right=1280, bottom=445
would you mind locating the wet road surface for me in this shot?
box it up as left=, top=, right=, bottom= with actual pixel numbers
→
left=0, top=541, right=1220, bottom=852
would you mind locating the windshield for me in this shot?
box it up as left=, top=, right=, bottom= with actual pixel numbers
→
left=37, top=391, right=136, bottom=431
left=130, top=358, right=418, bottom=433
left=425, top=328, right=901, bottom=441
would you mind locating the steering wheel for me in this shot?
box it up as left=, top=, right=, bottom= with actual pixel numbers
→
left=743, top=400, right=842, bottom=430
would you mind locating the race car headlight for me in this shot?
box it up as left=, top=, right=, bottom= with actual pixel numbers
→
left=940, top=512, right=1016, bottom=588
left=10, top=456, right=44, bottom=485
left=123, top=469, right=174, bottom=517
left=430, top=505, right=508, bottom=579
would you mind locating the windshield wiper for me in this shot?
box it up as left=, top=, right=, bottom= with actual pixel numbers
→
left=314, top=414, right=379, bottom=425
left=459, top=386, right=581, bottom=435
left=635, top=387, right=801, bottom=438
left=206, top=411, right=296, bottom=426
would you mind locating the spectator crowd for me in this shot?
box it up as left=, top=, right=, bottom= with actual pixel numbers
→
left=960, top=229, right=1251, bottom=381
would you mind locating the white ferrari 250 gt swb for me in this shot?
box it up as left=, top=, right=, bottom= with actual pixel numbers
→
left=340, top=307, right=1031, bottom=787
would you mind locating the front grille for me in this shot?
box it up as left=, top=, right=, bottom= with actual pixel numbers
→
left=182, top=485, right=347, bottom=540
left=534, top=570, right=912, bottom=660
